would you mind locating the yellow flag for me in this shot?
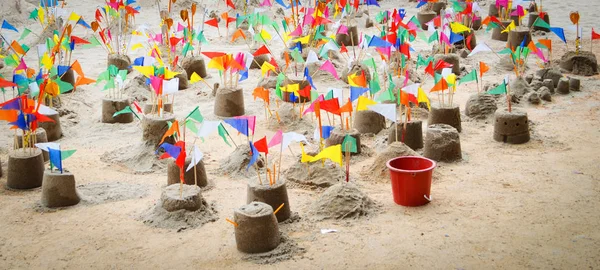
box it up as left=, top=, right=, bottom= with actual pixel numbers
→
left=164, top=68, right=180, bottom=79
left=300, top=143, right=313, bottom=163
left=68, top=12, right=81, bottom=22
left=190, top=72, right=203, bottom=84
left=130, top=43, right=144, bottom=51
left=261, top=61, right=276, bottom=77
left=356, top=96, right=377, bottom=111
left=446, top=73, right=456, bottom=86
left=501, top=21, right=516, bottom=33
left=284, top=83, right=300, bottom=96
left=310, top=144, right=342, bottom=166
left=260, top=29, right=272, bottom=41
left=417, top=87, right=430, bottom=110
left=133, top=66, right=155, bottom=78
left=207, top=56, right=225, bottom=70
left=38, top=7, right=45, bottom=23
left=41, top=52, right=53, bottom=69
left=282, top=32, right=291, bottom=43
left=450, top=22, right=470, bottom=33
left=294, top=35, right=311, bottom=44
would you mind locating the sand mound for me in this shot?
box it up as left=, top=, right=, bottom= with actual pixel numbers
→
left=79, top=182, right=150, bottom=204
left=241, top=233, right=306, bottom=264
left=267, top=103, right=314, bottom=133
left=219, top=144, right=265, bottom=177
left=362, top=142, right=418, bottom=182
left=559, top=51, right=599, bottom=76
left=284, top=160, right=345, bottom=189
left=310, top=182, right=377, bottom=220
left=101, top=142, right=166, bottom=174
left=465, top=94, right=498, bottom=119
left=123, top=75, right=152, bottom=102
left=138, top=198, right=218, bottom=231
left=0, top=0, right=36, bottom=27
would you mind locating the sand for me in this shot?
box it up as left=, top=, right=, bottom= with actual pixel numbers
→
left=0, top=0, right=599, bottom=268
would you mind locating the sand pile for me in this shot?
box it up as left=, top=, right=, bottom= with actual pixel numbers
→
left=362, top=142, right=418, bottom=182
left=0, top=0, right=36, bottom=27
left=123, top=75, right=152, bottom=102
left=101, top=142, right=166, bottom=174
left=267, top=103, right=314, bottom=132
left=284, top=160, right=345, bottom=189
left=219, top=143, right=264, bottom=177
left=241, top=233, right=306, bottom=264
left=310, top=182, right=377, bottom=220
left=138, top=196, right=218, bottom=231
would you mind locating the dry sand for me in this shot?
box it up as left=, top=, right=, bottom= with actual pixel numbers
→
left=0, top=0, right=599, bottom=268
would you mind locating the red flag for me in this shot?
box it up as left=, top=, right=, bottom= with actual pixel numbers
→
left=254, top=136, right=268, bottom=154
left=434, top=59, right=453, bottom=71
left=253, top=45, right=271, bottom=56
left=299, top=85, right=311, bottom=97
left=70, top=36, right=90, bottom=44
left=202, top=51, right=227, bottom=59
left=320, top=98, right=340, bottom=115
left=204, top=18, right=219, bottom=28
left=226, top=0, right=236, bottom=9
left=593, top=28, right=600, bottom=40
left=340, top=43, right=348, bottom=54
left=424, top=61, right=434, bottom=77
left=466, top=34, right=473, bottom=51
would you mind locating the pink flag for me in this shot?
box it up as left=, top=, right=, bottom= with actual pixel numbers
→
left=303, top=95, right=324, bottom=116
left=260, top=0, right=272, bottom=7
left=151, top=33, right=163, bottom=43
left=337, top=24, right=348, bottom=35
left=440, top=31, right=450, bottom=45
left=177, top=22, right=185, bottom=32
left=150, top=76, right=163, bottom=95
left=403, top=70, right=410, bottom=87
left=235, top=115, right=256, bottom=135
left=267, top=130, right=283, bottom=148
left=377, top=47, right=391, bottom=59
left=319, top=60, right=339, bottom=80
left=290, top=25, right=303, bottom=37
left=15, top=58, right=27, bottom=71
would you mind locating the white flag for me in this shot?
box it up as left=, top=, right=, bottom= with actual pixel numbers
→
left=162, top=78, right=179, bottom=95
left=186, top=145, right=204, bottom=172
left=35, top=142, right=60, bottom=152
left=468, top=42, right=492, bottom=57
left=367, top=104, right=397, bottom=122
left=282, top=132, right=308, bottom=149
left=197, top=121, right=221, bottom=138
left=305, top=50, right=319, bottom=65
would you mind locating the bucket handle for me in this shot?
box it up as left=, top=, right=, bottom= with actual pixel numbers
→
left=424, top=195, right=432, bottom=202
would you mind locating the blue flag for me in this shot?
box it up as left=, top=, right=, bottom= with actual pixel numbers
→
left=365, top=0, right=380, bottom=7
left=304, top=67, right=317, bottom=90
left=77, top=18, right=91, bottom=29
left=239, top=69, right=248, bottom=82
left=368, top=35, right=393, bottom=48
left=156, top=143, right=182, bottom=159
left=133, top=56, right=144, bottom=66
left=416, top=0, right=427, bottom=8
left=223, top=118, right=249, bottom=136
left=350, top=86, right=369, bottom=102
left=275, top=0, right=290, bottom=9
left=322, top=125, right=335, bottom=140
left=449, top=32, right=464, bottom=44
left=1, top=20, right=18, bottom=32
left=57, top=66, right=71, bottom=77
left=247, top=141, right=259, bottom=170
left=550, top=27, right=566, bottom=43
left=49, top=148, right=63, bottom=172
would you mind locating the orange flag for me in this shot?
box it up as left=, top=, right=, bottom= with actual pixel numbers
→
left=430, top=78, right=448, bottom=92
left=10, top=41, right=25, bottom=55
left=160, top=120, right=180, bottom=145
left=337, top=99, right=353, bottom=114
left=538, top=39, right=552, bottom=52
left=231, top=29, right=246, bottom=42
left=252, top=87, right=270, bottom=104
left=75, top=76, right=96, bottom=87
left=70, top=60, right=84, bottom=77
left=479, top=61, right=489, bottom=78
left=0, top=110, right=18, bottom=122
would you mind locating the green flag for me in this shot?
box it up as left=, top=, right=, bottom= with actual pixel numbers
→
left=217, top=123, right=232, bottom=147
left=311, top=90, right=319, bottom=101
left=532, top=17, right=551, bottom=29
left=362, top=57, right=376, bottom=70
left=487, top=82, right=507, bottom=95
left=196, top=31, right=208, bottom=44
left=113, top=106, right=140, bottom=120
left=290, top=48, right=305, bottom=63
left=60, top=149, right=77, bottom=160
left=498, top=48, right=512, bottom=55
left=428, top=31, right=439, bottom=44
left=342, top=134, right=358, bottom=153
left=81, top=36, right=102, bottom=49
left=185, top=119, right=198, bottom=133
left=458, top=69, right=478, bottom=85
left=56, top=78, right=74, bottom=94
left=185, top=106, right=204, bottom=123
left=18, top=28, right=32, bottom=41
left=369, top=76, right=381, bottom=95
left=376, top=88, right=394, bottom=102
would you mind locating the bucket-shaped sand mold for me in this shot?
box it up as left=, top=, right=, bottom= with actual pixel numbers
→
left=386, top=156, right=436, bottom=207
left=234, top=202, right=280, bottom=253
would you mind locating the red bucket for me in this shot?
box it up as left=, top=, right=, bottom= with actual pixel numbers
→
left=386, top=156, right=436, bottom=206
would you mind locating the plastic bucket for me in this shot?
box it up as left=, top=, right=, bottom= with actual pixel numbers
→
left=386, top=156, right=436, bottom=206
